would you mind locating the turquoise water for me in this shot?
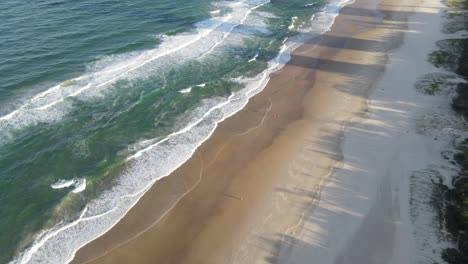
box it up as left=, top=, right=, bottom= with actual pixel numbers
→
left=0, top=0, right=337, bottom=263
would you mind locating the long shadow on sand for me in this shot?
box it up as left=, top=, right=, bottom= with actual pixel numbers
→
left=249, top=3, right=439, bottom=264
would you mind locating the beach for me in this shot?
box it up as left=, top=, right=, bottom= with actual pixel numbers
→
left=285, top=0, right=452, bottom=263
left=69, top=0, right=449, bottom=263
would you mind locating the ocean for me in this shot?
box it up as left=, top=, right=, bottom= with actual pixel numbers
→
left=0, top=0, right=350, bottom=263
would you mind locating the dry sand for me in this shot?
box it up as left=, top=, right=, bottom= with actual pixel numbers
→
left=286, top=0, right=450, bottom=263
left=70, top=0, right=444, bottom=263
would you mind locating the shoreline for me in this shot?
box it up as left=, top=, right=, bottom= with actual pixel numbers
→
left=11, top=1, right=360, bottom=263
left=11, top=2, right=349, bottom=263
left=70, top=0, right=434, bottom=263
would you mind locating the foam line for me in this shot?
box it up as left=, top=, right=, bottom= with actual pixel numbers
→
left=18, top=207, right=116, bottom=264
left=0, top=0, right=265, bottom=123
left=200, top=1, right=270, bottom=58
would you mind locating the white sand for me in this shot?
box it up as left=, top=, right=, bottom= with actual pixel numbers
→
left=285, top=0, right=455, bottom=263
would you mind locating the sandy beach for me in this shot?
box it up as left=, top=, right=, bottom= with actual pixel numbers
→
left=70, top=0, right=448, bottom=263
left=284, top=0, right=450, bottom=263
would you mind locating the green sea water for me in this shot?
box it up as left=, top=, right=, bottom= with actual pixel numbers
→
left=0, top=0, right=330, bottom=263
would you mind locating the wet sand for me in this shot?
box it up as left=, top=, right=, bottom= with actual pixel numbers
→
left=71, top=0, right=419, bottom=262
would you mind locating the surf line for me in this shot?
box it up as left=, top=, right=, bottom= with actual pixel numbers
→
left=35, top=1, right=271, bottom=111
left=0, top=1, right=257, bottom=121
left=209, top=98, right=273, bottom=168
left=200, top=0, right=271, bottom=59
left=76, top=150, right=205, bottom=264
left=18, top=208, right=116, bottom=264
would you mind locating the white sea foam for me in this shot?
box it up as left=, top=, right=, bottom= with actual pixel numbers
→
left=50, top=178, right=87, bottom=193
left=248, top=53, right=259, bottom=62
left=0, top=0, right=269, bottom=145
left=50, top=179, right=76, bottom=190
left=200, top=1, right=270, bottom=59
left=180, top=83, right=207, bottom=93
left=72, top=179, right=86, bottom=193
left=305, top=2, right=318, bottom=7
left=10, top=0, right=355, bottom=263
left=179, top=87, right=192, bottom=94
left=289, top=16, right=298, bottom=30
